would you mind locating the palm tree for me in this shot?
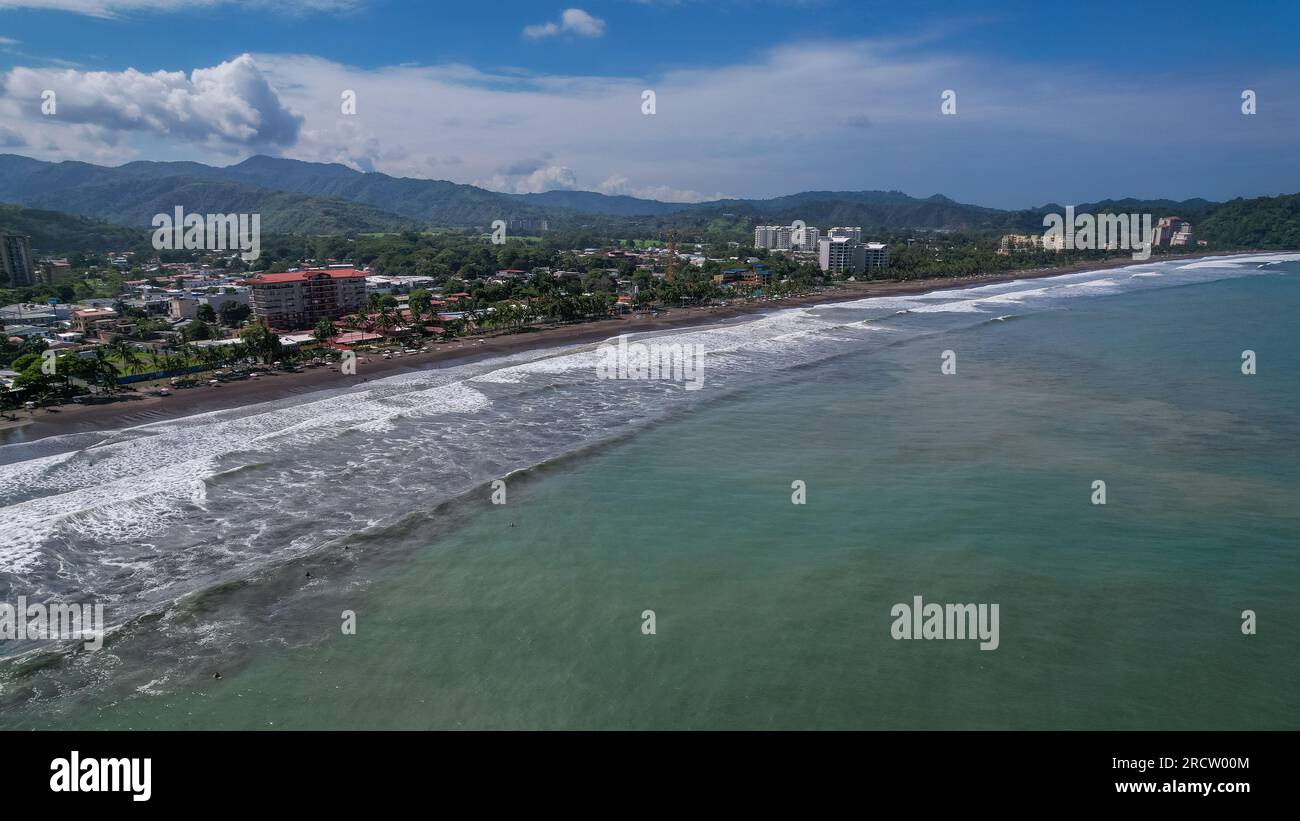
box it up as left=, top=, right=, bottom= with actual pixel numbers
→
left=408, top=293, right=430, bottom=325
left=0, top=389, right=19, bottom=419
left=494, top=302, right=519, bottom=330
left=314, top=316, right=336, bottom=344
left=196, top=346, right=221, bottom=373
left=374, top=308, right=399, bottom=343
left=107, top=337, right=147, bottom=376
left=154, top=351, right=177, bottom=375
left=238, top=325, right=281, bottom=364
left=89, top=348, right=121, bottom=393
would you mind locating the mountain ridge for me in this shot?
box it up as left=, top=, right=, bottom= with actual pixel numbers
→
left=0, top=153, right=1261, bottom=240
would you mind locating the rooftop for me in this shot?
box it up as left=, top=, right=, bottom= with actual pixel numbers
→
left=245, top=268, right=367, bottom=285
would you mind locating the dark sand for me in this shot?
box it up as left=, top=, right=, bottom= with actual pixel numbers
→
left=0, top=252, right=1256, bottom=444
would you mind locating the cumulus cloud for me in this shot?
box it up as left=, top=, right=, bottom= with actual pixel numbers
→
left=523, top=8, right=606, bottom=39
left=482, top=158, right=579, bottom=194
left=595, top=175, right=727, bottom=203
left=0, top=53, right=302, bottom=148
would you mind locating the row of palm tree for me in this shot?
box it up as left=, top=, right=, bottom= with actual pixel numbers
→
left=338, top=289, right=631, bottom=345
left=460, top=292, right=617, bottom=333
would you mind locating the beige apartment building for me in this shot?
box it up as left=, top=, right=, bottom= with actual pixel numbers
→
left=245, top=268, right=368, bottom=330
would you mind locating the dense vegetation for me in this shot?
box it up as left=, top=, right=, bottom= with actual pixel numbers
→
left=1197, top=193, right=1300, bottom=249
left=0, top=203, right=142, bottom=252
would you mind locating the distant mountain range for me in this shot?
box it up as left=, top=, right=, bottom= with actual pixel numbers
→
left=0, top=152, right=1292, bottom=251
left=0, top=153, right=1045, bottom=232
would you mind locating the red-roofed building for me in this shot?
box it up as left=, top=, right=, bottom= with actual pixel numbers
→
left=245, top=268, right=367, bottom=330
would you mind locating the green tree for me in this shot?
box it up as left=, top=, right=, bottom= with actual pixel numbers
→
left=313, top=316, right=336, bottom=344
left=87, top=348, right=121, bottom=393
left=182, top=321, right=214, bottom=342
left=239, top=324, right=283, bottom=363
left=107, top=337, right=148, bottom=375
left=218, top=301, right=251, bottom=327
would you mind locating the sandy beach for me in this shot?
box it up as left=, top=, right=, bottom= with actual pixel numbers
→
left=0, top=251, right=1252, bottom=445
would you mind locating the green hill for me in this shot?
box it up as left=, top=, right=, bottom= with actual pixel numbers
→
left=1197, top=193, right=1300, bottom=249
left=0, top=203, right=143, bottom=252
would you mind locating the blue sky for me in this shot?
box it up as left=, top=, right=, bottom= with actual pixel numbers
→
left=1, top=0, right=1299, bottom=207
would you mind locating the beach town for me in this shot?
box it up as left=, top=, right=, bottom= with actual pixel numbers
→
left=1, top=214, right=1221, bottom=441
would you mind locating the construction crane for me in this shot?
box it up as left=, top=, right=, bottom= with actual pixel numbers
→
left=665, top=230, right=676, bottom=282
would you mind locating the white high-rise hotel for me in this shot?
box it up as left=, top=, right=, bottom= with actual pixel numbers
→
left=754, top=225, right=820, bottom=251
left=818, top=233, right=889, bottom=275
left=818, top=236, right=862, bottom=274
left=756, top=223, right=886, bottom=275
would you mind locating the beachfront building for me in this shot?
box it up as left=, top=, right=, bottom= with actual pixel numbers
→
left=246, top=268, right=367, bottom=330
left=819, top=236, right=864, bottom=274
left=1, top=234, right=35, bottom=287
left=863, top=242, right=889, bottom=269
left=713, top=265, right=775, bottom=291
left=328, top=331, right=385, bottom=349
left=998, top=233, right=1054, bottom=254
left=1152, top=216, right=1195, bottom=247
left=818, top=237, right=888, bottom=275
left=828, top=227, right=863, bottom=243
left=755, top=225, right=821, bottom=252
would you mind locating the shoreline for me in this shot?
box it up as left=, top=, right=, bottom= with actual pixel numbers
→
left=0, top=250, right=1273, bottom=445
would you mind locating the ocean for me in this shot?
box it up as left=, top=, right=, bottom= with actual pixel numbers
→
left=2, top=252, right=1297, bottom=729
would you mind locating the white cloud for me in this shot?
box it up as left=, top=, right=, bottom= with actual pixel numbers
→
left=595, top=175, right=727, bottom=203
left=0, top=53, right=302, bottom=148
left=483, top=163, right=579, bottom=194
left=523, top=8, right=606, bottom=39
left=522, top=22, right=559, bottom=39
